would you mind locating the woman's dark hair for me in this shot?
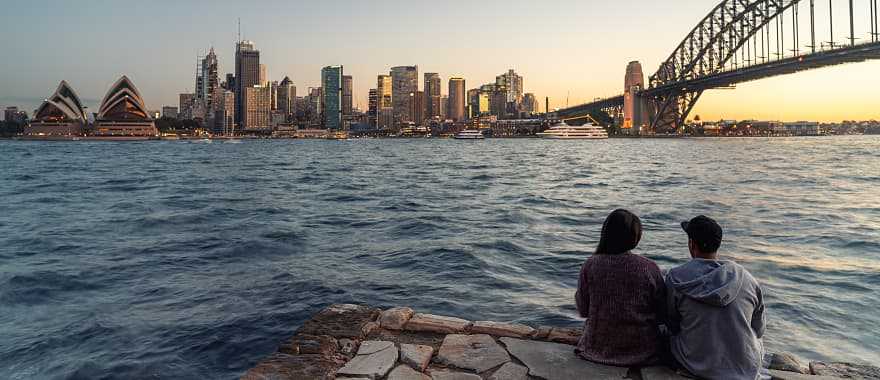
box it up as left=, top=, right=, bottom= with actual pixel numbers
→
left=595, top=209, right=643, bottom=255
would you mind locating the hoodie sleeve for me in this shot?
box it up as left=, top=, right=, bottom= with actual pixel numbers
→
left=575, top=262, right=589, bottom=318
left=751, top=282, right=766, bottom=339
left=665, top=274, right=683, bottom=335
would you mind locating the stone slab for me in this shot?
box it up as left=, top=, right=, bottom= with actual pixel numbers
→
left=400, top=343, right=434, bottom=372
left=500, top=337, right=629, bottom=380
left=770, top=369, right=846, bottom=380
left=547, top=327, right=582, bottom=346
left=641, top=366, right=693, bottom=380
left=299, top=304, right=380, bottom=339
left=429, top=370, right=482, bottom=380
left=388, top=365, right=432, bottom=380
left=810, top=362, right=880, bottom=379
left=435, top=334, right=511, bottom=373
left=240, top=352, right=345, bottom=380
left=406, top=313, right=472, bottom=334
left=767, top=352, right=810, bottom=374
left=488, top=362, right=529, bottom=380
left=470, top=321, right=536, bottom=338
left=381, top=307, right=415, bottom=330
left=337, top=340, right=399, bottom=379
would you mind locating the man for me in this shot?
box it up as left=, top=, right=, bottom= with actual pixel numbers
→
left=666, top=216, right=766, bottom=380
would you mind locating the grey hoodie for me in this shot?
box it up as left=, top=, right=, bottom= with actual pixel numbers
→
left=666, top=259, right=765, bottom=380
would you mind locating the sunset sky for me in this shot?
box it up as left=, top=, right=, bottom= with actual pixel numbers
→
left=1, top=0, right=878, bottom=122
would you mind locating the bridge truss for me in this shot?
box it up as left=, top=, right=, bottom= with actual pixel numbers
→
left=557, top=0, right=880, bottom=133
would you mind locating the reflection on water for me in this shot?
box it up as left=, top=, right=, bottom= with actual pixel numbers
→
left=0, top=136, right=878, bottom=378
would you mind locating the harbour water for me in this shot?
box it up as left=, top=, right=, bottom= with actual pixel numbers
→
left=1, top=137, right=878, bottom=379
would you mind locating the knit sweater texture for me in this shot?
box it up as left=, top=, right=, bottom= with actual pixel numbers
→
left=575, top=252, right=666, bottom=366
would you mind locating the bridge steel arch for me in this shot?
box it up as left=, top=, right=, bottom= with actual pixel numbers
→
left=649, top=0, right=800, bottom=133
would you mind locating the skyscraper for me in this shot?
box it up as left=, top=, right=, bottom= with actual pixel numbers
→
left=390, top=66, right=418, bottom=126
left=321, top=66, right=343, bottom=130
left=243, top=85, right=271, bottom=130
left=377, top=75, right=393, bottom=129
left=412, top=91, right=425, bottom=126
left=523, top=93, right=538, bottom=115
left=342, top=75, right=353, bottom=116
left=179, top=93, right=195, bottom=119
left=196, top=48, right=219, bottom=110
left=259, top=64, right=268, bottom=86
left=496, top=69, right=524, bottom=105
left=424, top=73, right=442, bottom=120
left=448, top=77, right=466, bottom=122
left=277, top=76, right=296, bottom=118
left=368, top=89, right=378, bottom=127
left=235, top=40, right=260, bottom=126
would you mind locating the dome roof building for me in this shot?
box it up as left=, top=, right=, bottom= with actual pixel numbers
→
left=25, top=81, right=88, bottom=137
left=93, top=76, right=158, bottom=138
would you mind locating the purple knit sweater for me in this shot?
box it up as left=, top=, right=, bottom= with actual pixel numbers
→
left=575, top=252, right=666, bottom=367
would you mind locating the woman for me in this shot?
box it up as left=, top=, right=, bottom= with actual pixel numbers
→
left=575, top=209, right=666, bottom=367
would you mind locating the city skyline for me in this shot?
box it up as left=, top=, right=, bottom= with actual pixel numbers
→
left=2, top=0, right=879, bottom=122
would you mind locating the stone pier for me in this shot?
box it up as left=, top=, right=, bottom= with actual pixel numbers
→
left=241, top=304, right=878, bottom=380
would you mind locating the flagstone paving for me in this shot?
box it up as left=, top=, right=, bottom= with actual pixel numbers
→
left=242, top=304, right=858, bottom=380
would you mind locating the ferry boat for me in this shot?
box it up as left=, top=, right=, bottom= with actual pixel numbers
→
left=454, top=130, right=485, bottom=140
left=537, top=122, right=609, bottom=139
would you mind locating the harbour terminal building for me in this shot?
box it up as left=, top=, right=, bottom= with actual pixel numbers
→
left=92, top=76, right=158, bottom=138
left=25, top=81, right=88, bottom=137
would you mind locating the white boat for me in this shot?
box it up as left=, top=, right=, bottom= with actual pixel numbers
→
left=454, top=130, right=485, bottom=140
left=537, top=122, right=609, bottom=139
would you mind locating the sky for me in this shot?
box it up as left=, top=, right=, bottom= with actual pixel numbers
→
left=1, top=0, right=878, bottom=122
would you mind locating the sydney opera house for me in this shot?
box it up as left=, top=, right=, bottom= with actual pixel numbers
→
left=25, top=81, right=88, bottom=137
left=25, top=76, right=158, bottom=139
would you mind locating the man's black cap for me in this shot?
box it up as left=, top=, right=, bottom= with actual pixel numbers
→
left=681, top=215, right=723, bottom=253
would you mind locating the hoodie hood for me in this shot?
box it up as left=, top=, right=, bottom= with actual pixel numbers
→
left=667, top=259, right=745, bottom=307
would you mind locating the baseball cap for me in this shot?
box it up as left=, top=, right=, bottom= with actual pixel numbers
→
left=681, top=215, right=723, bottom=253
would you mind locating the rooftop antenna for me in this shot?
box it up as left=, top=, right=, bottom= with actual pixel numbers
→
left=237, top=18, right=242, bottom=42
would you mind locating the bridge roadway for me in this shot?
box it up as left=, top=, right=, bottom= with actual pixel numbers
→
left=557, top=41, right=880, bottom=121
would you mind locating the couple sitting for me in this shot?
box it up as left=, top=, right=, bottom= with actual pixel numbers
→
left=575, top=209, right=765, bottom=380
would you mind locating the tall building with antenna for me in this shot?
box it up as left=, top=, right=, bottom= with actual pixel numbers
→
left=234, top=40, right=260, bottom=126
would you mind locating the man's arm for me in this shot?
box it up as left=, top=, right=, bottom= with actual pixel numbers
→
left=665, top=275, right=683, bottom=335
left=751, top=283, right=766, bottom=339
left=575, top=263, right=589, bottom=318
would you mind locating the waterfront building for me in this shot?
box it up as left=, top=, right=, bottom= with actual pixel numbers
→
left=179, top=93, right=195, bottom=119
left=424, top=73, right=442, bottom=120
left=260, top=64, right=268, bottom=86
left=269, top=80, right=279, bottom=110
left=196, top=48, right=219, bottom=110
left=390, top=66, right=418, bottom=126
left=440, top=95, right=448, bottom=120
left=4, top=107, right=28, bottom=124
left=225, top=73, right=235, bottom=91
left=25, top=81, right=87, bottom=136
left=623, top=61, right=649, bottom=135
left=342, top=75, right=353, bottom=116
left=243, top=85, right=271, bottom=131
left=496, top=69, right=524, bottom=117
left=277, top=76, right=296, bottom=118
left=235, top=40, right=260, bottom=126
left=448, top=77, right=466, bottom=122
left=523, top=93, right=538, bottom=116
left=321, top=66, right=343, bottom=130
left=368, top=89, right=378, bottom=127
left=162, top=106, right=178, bottom=119
left=93, top=76, right=158, bottom=137
left=412, top=90, right=425, bottom=126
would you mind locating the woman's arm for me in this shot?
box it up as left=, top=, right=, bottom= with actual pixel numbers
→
left=575, top=262, right=589, bottom=318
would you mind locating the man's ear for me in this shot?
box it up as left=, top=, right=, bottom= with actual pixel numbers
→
left=688, top=239, right=696, bottom=258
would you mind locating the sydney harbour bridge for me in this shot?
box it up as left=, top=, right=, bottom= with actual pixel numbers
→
left=557, top=0, right=880, bottom=134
